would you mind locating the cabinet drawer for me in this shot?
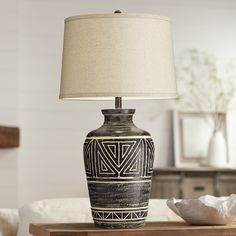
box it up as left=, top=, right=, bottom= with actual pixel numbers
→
left=217, top=175, right=236, bottom=196
left=151, top=175, right=181, bottom=199
left=182, top=177, right=214, bottom=199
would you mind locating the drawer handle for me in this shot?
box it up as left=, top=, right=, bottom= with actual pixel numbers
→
left=194, top=186, right=205, bottom=191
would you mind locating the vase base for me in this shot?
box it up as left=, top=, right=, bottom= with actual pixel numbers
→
left=94, top=221, right=145, bottom=229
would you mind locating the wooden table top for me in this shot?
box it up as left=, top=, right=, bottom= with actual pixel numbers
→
left=29, top=221, right=236, bottom=236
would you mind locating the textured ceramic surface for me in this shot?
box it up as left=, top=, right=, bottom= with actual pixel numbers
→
left=167, top=194, right=236, bottom=225
left=83, top=109, right=155, bottom=228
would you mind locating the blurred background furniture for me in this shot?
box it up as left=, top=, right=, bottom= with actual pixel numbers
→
left=151, top=167, right=236, bottom=199
left=173, top=111, right=229, bottom=168
left=0, top=126, right=19, bottom=148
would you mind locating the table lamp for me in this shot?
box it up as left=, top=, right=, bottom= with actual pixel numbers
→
left=59, top=11, right=177, bottom=229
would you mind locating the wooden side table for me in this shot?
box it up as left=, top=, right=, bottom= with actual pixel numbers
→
left=30, top=221, right=236, bottom=236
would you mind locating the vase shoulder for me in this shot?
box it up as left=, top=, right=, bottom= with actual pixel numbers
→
left=86, top=109, right=151, bottom=138
left=86, top=125, right=150, bottom=137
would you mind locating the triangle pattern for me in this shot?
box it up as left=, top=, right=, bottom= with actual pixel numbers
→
left=122, top=148, right=142, bottom=175
left=116, top=213, right=122, bottom=219
left=100, top=160, right=109, bottom=172
left=120, top=142, right=137, bottom=160
left=130, top=159, right=139, bottom=172
left=123, top=212, right=131, bottom=219
left=107, top=144, right=116, bottom=157
left=102, top=142, right=118, bottom=165
left=100, top=141, right=139, bottom=169
left=121, top=144, right=130, bottom=158
left=98, top=151, right=116, bottom=175
left=104, top=213, right=110, bottom=219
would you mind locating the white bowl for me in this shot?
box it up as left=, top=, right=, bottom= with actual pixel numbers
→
left=167, top=194, right=236, bottom=225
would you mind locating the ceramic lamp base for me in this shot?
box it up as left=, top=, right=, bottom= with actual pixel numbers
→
left=83, top=109, right=155, bottom=228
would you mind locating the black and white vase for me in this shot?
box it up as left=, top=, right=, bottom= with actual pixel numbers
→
left=83, top=109, right=154, bottom=228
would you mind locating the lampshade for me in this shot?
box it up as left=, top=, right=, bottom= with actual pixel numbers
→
left=60, top=13, right=177, bottom=100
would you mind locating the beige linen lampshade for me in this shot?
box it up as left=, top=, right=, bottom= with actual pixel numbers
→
left=60, top=13, right=177, bottom=100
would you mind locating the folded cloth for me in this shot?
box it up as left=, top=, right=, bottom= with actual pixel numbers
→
left=17, top=198, right=181, bottom=236
left=0, top=209, right=18, bottom=236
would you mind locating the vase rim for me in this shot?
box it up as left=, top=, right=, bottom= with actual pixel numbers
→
left=102, top=109, right=135, bottom=115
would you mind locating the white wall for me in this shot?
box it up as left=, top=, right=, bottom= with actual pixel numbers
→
left=0, top=0, right=236, bottom=207
left=0, top=0, right=19, bottom=207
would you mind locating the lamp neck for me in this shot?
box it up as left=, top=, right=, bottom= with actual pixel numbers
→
left=115, top=97, right=122, bottom=109
left=102, top=109, right=135, bottom=124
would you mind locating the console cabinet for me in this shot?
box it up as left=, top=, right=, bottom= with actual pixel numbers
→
left=151, top=168, right=236, bottom=199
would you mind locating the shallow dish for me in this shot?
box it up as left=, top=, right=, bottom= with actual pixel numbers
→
left=167, top=194, right=236, bottom=225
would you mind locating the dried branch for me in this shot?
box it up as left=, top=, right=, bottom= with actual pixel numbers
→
left=176, top=49, right=236, bottom=131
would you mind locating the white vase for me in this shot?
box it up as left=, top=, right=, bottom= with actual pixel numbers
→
left=208, top=130, right=228, bottom=167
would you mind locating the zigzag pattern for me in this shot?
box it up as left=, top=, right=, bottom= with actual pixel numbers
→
left=92, top=209, right=148, bottom=221
left=84, top=138, right=154, bottom=178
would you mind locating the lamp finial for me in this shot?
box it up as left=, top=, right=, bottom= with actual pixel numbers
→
left=114, top=10, right=122, bottom=14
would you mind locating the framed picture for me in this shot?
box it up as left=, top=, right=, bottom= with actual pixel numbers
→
left=173, top=111, right=228, bottom=167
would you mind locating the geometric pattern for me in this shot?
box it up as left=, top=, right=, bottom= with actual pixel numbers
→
left=84, top=136, right=154, bottom=227
left=84, top=138, right=154, bottom=179
left=92, top=208, right=148, bottom=222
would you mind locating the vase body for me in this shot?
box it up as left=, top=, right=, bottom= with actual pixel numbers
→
left=83, top=109, right=154, bottom=228
left=208, top=130, right=227, bottom=167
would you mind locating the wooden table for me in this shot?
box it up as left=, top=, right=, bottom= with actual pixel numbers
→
left=30, top=221, right=236, bottom=236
